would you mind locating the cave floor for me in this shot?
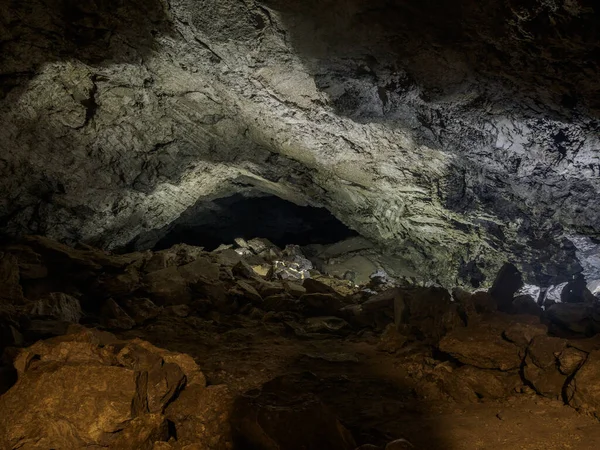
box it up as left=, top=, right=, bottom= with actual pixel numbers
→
left=119, top=313, right=600, bottom=450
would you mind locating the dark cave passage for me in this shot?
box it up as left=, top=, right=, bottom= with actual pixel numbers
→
left=154, top=194, right=358, bottom=251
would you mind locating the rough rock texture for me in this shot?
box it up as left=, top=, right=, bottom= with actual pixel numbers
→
left=5, top=235, right=600, bottom=447
left=0, top=328, right=204, bottom=449
left=1, top=0, right=599, bottom=287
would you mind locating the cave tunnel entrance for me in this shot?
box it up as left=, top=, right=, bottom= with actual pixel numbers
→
left=154, top=194, right=358, bottom=251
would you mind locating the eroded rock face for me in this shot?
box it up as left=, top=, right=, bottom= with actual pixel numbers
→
left=0, top=0, right=599, bottom=286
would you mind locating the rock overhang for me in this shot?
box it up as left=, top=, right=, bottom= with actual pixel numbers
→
left=0, top=0, right=598, bottom=288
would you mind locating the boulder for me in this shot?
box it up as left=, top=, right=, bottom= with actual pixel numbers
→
left=545, top=303, right=600, bottom=336
left=502, top=321, right=548, bottom=349
left=166, top=384, right=233, bottom=448
left=377, top=324, right=408, bottom=353
left=255, top=279, right=287, bottom=297
left=322, top=255, right=378, bottom=286
left=231, top=376, right=356, bottom=450
left=144, top=267, right=191, bottom=306
left=561, top=274, right=596, bottom=304
left=0, top=329, right=202, bottom=449
left=22, top=235, right=147, bottom=271
left=512, top=295, right=542, bottom=316
left=568, top=350, right=600, bottom=417
left=395, top=287, right=463, bottom=343
left=234, top=280, right=262, bottom=303
left=439, top=321, right=521, bottom=370
left=489, top=263, right=523, bottom=312
left=452, top=288, right=497, bottom=325
left=558, top=346, right=587, bottom=376
left=100, top=265, right=142, bottom=297
left=178, top=257, right=220, bottom=285
left=283, top=281, right=307, bottom=298
left=102, top=298, right=136, bottom=330
left=300, top=292, right=345, bottom=316
left=121, top=297, right=162, bottom=325
left=30, top=292, right=83, bottom=323
left=523, top=335, right=568, bottom=398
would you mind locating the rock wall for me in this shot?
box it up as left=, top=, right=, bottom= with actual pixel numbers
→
left=1, top=0, right=599, bottom=286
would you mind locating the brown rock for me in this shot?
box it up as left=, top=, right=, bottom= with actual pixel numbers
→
left=256, top=280, right=287, bottom=297
left=165, top=304, right=191, bottom=317
left=558, top=346, right=587, bottom=376
left=144, top=244, right=206, bottom=272
left=442, top=365, right=521, bottom=403
left=231, top=376, right=356, bottom=450
left=110, top=413, right=169, bottom=450
left=166, top=384, right=233, bottom=448
left=378, top=324, right=408, bottom=353
left=395, top=287, right=463, bottom=343
left=502, top=321, right=548, bottom=349
left=545, top=303, right=599, bottom=336
left=453, top=288, right=497, bottom=325
left=569, top=350, right=600, bottom=417
left=385, top=438, right=415, bottom=449
left=439, top=323, right=521, bottom=370
left=523, top=335, right=568, bottom=398
left=0, top=330, right=203, bottom=449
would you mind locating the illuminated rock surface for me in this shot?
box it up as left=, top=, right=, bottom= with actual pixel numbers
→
left=1, top=0, right=599, bottom=286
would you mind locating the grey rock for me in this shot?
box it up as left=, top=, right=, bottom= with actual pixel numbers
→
left=0, top=0, right=599, bottom=288
left=102, top=298, right=136, bottom=330
left=30, top=292, right=83, bottom=323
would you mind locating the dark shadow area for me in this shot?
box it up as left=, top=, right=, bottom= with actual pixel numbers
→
left=261, top=0, right=600, bottom=117
left=155, top=194, right=358, bottom=251
left=0, top=0, right=172, bottom=99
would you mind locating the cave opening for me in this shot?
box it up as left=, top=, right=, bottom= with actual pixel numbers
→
left=154, top=193, right=358, bottom=251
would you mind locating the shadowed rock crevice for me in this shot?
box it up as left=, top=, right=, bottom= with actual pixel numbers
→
left=152, top=193, right=359, bottom=251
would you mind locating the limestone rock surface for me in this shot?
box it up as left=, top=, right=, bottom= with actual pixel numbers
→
left=0, top=0, right=599, bottom=286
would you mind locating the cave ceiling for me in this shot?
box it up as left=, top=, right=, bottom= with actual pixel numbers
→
left=0, top=0, right=599, bottom=287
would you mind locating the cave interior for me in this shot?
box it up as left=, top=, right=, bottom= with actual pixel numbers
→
left=1, top=0, right=600, bottom=449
